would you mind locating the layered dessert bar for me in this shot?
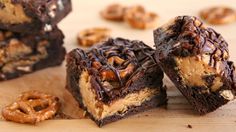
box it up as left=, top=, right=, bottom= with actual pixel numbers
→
left=0, top=27, right=66, bottom=81
left=66, top=38, right=167, bottom=126
left=154, top=16, right=236, bottom=114
left=0, top=0, right=72, bottom=33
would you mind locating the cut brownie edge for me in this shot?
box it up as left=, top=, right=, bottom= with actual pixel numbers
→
left=158, top=57, right=229, bottom=114
left=92, top=92, right=167, bottom=127
left=66, top=70, right=167, bottom=127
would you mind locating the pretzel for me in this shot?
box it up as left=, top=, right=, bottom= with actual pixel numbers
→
left=124, top=5, right=158, bottom=29
left=100, top=3, right=125, bottom=21
left=2, top=91, right=60, bottom=124
left=92, top=61, right=102, bottom=70
left=107, top=56, right=125, bottom=65
left=100, top=56, right=135, bottom=81
left=77, top=28, right=111, bottom=47
left=200, top=6, right=236, bottom=25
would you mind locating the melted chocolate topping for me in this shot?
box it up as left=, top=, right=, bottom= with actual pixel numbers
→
left=154, top=16, right=229, bottom=67
left=76, top=38, right=156, bottom=87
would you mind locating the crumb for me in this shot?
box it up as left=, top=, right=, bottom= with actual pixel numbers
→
left=145, top=114, right=149, bottom=117
left=187, top=124, right=192, bottom=129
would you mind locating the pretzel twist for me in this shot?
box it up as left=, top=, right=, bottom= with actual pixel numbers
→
left=2, top=91, right=60, bottom=124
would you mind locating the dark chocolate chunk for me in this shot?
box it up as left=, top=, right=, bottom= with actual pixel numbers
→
left=187, top=124, right=192, bottom=129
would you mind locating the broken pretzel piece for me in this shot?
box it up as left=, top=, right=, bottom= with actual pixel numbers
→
left=77, top=28, right=111, bottom=47
left=100, top=3, right=126, bottom=21
left=200, top=6, right=236, bottom=25
left=2, top=91, right=60, bottom=124
left=103, top=56, right=134, bottom=81
left=124, top=5, right=158, bottom=29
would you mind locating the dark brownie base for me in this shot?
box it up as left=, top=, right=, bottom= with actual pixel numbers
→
left=92, top=91, right=167, bottom=127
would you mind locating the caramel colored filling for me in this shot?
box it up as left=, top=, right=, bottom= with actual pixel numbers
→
left=0, top=39, right=49, bottom=73
left=79, top=71, right=159, bottom=120
left=175, top=56, right=223, bottom=92
left=0, top=1, right=31, bottom=24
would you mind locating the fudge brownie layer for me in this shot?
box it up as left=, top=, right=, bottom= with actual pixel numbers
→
left=154, top=16, right=236, bottom=114
left=0, top=27, right=66, bottom=81
left=66, top=38, right=167, bottom=126
left=0, top=0, right=72, bottom=33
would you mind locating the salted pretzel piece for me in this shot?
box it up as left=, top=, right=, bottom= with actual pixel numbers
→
left=119, top=63, right=135, bottom=78
left=107, top=56, right=125, bottom=65
left=100, top=56, right=135, bottom=81
left=2, top=91, right=60, bottom=124
left=124, top=5, right=158, bottom=29
left=100, top=3, right=125, bottom=21
left=92, top=61, right=102, bottom=70
left=77, top=28, right=111, bottom=47
left=200, top=6, right=236, bottom=25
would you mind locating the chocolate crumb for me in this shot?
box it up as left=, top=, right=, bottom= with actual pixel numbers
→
left=187, top=124, right=192, bottom=129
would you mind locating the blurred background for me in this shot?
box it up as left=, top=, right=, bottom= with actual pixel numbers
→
left=61, top=0, right=236, bottom=59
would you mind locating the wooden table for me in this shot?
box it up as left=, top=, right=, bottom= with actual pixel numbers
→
left=1, top=0, right=236, bottom=131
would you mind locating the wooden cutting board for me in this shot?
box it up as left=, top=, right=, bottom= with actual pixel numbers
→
left=1, top=0, right=236, bottom=131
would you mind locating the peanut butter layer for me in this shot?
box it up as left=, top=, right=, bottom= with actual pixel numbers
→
left=79, top=70, right=159, bottom=120
left=0, top=1, right=31, bottom=24
left=175, top=56, right=223, bottom=92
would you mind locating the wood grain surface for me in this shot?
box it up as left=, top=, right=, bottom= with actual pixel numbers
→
left=1, top=0, right=236, bottom=131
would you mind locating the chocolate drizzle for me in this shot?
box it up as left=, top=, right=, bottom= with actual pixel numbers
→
left=71, top=38, right=162, bottom=102
left=154, top=16, right=232, bottom=73
left=80, top=38, right=155, bottom=85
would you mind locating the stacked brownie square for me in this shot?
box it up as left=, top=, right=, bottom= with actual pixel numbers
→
left=0, top=0, right=72, bottom=81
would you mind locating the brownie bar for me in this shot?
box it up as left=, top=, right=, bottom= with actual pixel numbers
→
left=0, top=27, right=66, bottom=81
left=154, top=16, right=236, bottom=114
left=66, top=38, right=167, bottom=127
left=0, top=0, right=72, bottom=33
